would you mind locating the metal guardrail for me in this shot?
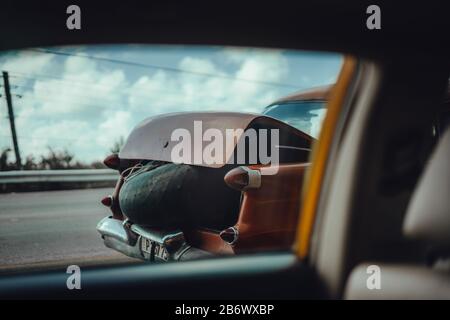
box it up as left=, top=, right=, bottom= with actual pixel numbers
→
left=0, top=169, right=118, bottom=184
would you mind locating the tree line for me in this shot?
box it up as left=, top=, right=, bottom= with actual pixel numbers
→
left=0, top=137, right=124, bottom=171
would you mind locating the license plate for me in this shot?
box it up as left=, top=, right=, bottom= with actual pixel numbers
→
left=141, top=237, right=169, bottom=261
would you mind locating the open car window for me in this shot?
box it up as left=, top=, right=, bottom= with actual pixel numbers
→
left=0, top=45, right=342, bottom=274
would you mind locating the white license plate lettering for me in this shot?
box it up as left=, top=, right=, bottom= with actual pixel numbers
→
left=140, top=237, right=168, bottom=261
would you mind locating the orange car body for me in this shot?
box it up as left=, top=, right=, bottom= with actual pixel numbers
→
left=100, top=85, right=331, bottom=257
left=187, top=86, right=332, bottom=254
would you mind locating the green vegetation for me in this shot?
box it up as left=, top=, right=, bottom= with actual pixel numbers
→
left=0, top=147, right=104, bottom=171
left=0, top=136, right=125, bottom=171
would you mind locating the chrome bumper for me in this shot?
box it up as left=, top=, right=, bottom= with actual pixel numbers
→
left=96, top=216, right=190, bottom=262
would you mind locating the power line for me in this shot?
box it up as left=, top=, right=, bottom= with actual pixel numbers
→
left=28, top=48, right=302, bottom=89
left=7, top=68, right=289, bottom=111
left=11, top=85, right=123, bottom=107
left=10, top=96, right=261, bottom=116
left=8, top=72, right=233, bottom=105
left=10, top=79, right=185, bottom=105
left=8, top=72, right=116, bottom=90
left=9, top=83, right=263, bottom=114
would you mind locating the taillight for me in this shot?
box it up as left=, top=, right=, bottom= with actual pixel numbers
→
left=103, top=153, right=120, bottom=170
left=224, top=166, right=261, bottom=191
left=101, top=195, right=113, bottom=207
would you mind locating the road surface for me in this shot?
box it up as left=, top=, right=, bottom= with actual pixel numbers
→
left=0, top=188, right=139, bottom=273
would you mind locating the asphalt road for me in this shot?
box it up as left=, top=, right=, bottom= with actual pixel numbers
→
left=0, top=188, right=138, bottom=273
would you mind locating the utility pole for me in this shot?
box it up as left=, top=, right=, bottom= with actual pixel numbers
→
left=2, top=71, right=22, bottom=169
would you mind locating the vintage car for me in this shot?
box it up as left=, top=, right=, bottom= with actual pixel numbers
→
left=97, top=85, right=332, bottom=262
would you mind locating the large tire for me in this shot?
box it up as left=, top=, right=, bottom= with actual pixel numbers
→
left=119, top=163, right=241, bottom=229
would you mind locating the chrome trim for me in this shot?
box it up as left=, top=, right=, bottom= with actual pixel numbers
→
left=96, top=216, right=130, bottom=244
left=130, top=225, right=185, bottom=246
left=219, top=226, right=239, bottom=245
left=103, top=236, right=143, bottom=260
left=240, top=166, right=261, bottom=190
left=275, top=145, right=311, bottom=152
left=174, top=244, right=192, bottom=259
left=97, top=216, right=189, bottom=262
left=227, top=226, right=239, bottom=245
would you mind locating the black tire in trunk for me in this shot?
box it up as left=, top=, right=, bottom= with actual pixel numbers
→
left=119, top=162, right=241, bottom=230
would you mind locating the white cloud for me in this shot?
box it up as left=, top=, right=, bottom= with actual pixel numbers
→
left=0, top=47, right=340, bottom=163
left=96, top=110, right=133, bottom=147
left=179, top=56, right=219, bottom=74
left=0, top=51, right=54, bottom=75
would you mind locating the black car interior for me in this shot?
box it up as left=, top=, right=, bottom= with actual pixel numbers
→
left=0, top=1, right=448, bottom=299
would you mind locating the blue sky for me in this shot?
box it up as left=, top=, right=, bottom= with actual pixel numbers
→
left=0, top=45, right=342, bottom=163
